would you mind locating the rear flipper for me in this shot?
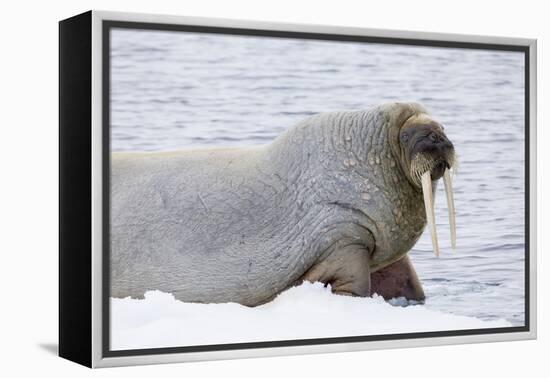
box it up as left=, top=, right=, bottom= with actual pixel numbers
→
left=370, top=255, right=425, bottom=302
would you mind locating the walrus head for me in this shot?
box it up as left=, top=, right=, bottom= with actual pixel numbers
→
left=389, top=105, right=457, bottom=257
left=399, top=113, right=456, bottom=185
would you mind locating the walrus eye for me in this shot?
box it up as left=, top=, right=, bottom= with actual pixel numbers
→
left=401, top=132, right=409, bottom=143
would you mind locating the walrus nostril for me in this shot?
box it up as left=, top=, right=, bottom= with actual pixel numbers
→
left=428, top=132, right=449, bottom=145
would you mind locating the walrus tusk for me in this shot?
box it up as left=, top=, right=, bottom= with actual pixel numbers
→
left=443, top=169, right=456, bottom=250
left=421, top=171, right=440, bottom=257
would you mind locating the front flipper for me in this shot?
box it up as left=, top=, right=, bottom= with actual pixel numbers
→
left=301, top=243, right=371, bottom=297
left=370, top=255, right=425, bottom=302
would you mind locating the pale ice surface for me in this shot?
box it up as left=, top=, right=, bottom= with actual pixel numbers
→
left=111, top=282, right=510, bottom=350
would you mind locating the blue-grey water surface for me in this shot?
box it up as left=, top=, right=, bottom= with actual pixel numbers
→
left=111, top=28, right=525, bottom=326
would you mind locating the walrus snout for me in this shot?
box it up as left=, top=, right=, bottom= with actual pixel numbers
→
left=430, top=160, right=449, bottom=181
left=409, top=130, right=454, bottom=166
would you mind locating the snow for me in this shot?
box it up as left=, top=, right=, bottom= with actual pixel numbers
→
left=110, top=282, right=511, bottom=350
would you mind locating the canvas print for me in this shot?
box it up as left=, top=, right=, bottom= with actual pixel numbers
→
left=107, top=26, right=526, bottom=351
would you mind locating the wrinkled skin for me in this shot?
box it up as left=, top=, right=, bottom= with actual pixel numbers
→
left=111, top=102, right=455, bottom=306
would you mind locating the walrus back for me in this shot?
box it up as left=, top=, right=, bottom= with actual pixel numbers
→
left=111, top=147, right=282, bottom=303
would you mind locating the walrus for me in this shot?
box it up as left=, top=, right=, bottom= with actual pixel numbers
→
left=111, top=102, right=456, bottom=306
